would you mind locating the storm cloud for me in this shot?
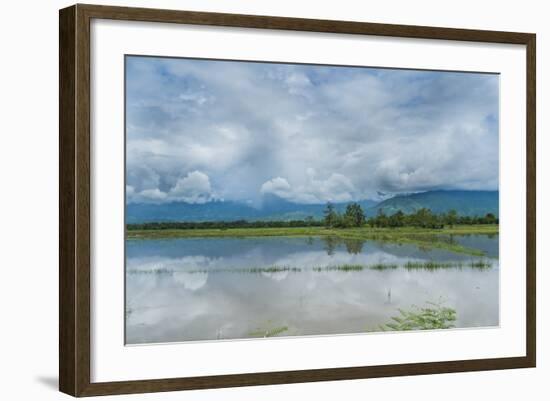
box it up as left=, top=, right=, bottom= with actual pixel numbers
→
left=125, top=56, right=499, bottom=204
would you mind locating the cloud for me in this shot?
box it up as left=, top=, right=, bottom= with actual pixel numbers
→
left=169, top=171, right=213, bottom=203
left=126, top=56, right=499, bottom=204
left=139, top=188, right=168, bottom=202
left=260, top=177, right=292, bottom=198
left=261, top=172, right=356, bottom=204
left=127, top=171, right=215, bottom=204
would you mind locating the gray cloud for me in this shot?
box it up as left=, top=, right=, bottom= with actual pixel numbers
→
left=126, top=57, right=499, bottom=204
left=127, top=170, right=215, bottom=204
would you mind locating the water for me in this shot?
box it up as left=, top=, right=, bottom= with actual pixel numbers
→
left=125, top=235, right=499, bottom=344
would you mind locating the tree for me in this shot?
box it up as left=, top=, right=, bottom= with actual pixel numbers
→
left=388, top=210, right=405, bottom=227
left=344, top=202, right=366, bottom=227
left=445, top=209, right=458, bottom=228
left=375, top=209, right=388, bottom=228
left=323, top=202, right=338, bottom=227
left=403, top=207, right=441, bottom=228
left=484, top=213, right=497, bottom=224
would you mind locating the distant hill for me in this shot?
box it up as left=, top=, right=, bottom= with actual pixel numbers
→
left=126, top=200, right=257, bottom=223
left=126, top=194, right=377, bottom=223
left=126, top=190, right=498, bottom=223
left=258, top=194, right=376, bottom=221
left=367, top=190, right=498, bottom=217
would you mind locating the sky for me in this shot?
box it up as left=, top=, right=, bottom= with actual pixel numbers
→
left=125, top=56, right=499, bottom=205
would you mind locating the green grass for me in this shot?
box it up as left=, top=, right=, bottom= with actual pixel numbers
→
left=126, top=267, right=174, bottom=275
left=127, top=224, right=498, bottom=238
left=381, top=301, right=457, bottom=331
left=324, top=264, right=364, bottom=272
left=469, top=260, right=493, bottom=269
left=312, top=265, right=364, bottom=272
left=369, top=263, right=399, bottom=271
left=127, top=259, right=494, bottom=275
left=404, top=259, right=492, bottom=270
left=248, top=326, right=289, bottom=338
left=313, top=263, right=398, bottom=272
left=127, top=224, right=498, bottom=257
left=127, top=266, right=302, bottom=275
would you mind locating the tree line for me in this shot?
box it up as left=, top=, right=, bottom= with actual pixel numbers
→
left=368, top=208, right=498, bottom=228
left=126, top=204, right=498, bottom=231
left=323, top=202, right=498, bottom=229
left=127, top=218, right=324, bottom=231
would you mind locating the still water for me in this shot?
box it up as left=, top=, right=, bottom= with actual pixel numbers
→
left=125, top=236, right=499, bottom=344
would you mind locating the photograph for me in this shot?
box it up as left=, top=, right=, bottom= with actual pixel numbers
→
left=0, top=0, right=542, bottom=398
left=124, top=55, right=500, bottom=345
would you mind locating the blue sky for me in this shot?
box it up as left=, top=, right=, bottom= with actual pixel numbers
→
left=125, top=56, right=499, bottom=205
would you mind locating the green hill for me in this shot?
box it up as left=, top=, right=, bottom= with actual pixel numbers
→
left=368, top=190, right=498, bottom=217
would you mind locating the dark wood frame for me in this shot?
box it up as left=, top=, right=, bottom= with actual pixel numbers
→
left=59, top=3, right=536, bottom=397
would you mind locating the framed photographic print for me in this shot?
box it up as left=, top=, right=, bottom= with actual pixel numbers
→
left=59, top=4, right=536, bottom=397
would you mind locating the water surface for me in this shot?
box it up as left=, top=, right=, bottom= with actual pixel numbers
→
left=125, top=235, right=499, bottom=344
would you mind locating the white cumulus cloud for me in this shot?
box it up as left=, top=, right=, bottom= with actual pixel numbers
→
left=260, top=177, right=292, bottom=198
left=169, top=170, right=214, bottom=203
left=127, top=170, right=215, bottom=204
left=261, top=172, right=357, bottom=204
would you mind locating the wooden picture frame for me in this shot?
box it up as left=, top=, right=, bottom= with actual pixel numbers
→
left=59, top=3, right=536, bottom=397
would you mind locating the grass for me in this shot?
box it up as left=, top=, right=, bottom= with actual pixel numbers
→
left=313, top=263, right=398, bottom=272
left=127, top=266, right=302, bottom=275
left=469, top=260, right=493, bottom=269
left=127, top=224, right=498, bottom=257
left=127, top=224, right=498, bottom=238
left=313, top=264, right=365, bottom=272
left=127, top=259, right=494, bottom=275
left=381, top=301, right=457, bottom=331
left=126, top=267, right=174, bottom=275
left=248, top=325, right=289, bottom=338
left=404, top=259, right=492, bottom=270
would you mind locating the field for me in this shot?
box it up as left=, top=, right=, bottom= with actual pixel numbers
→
left=127, top=224, right=498, bottom=256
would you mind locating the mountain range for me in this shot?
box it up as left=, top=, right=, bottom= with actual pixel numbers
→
left=126, top=190, right=498, bottom=223
left=371, top=190, right=499, bottom=216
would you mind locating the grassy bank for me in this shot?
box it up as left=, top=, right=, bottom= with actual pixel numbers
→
left=127, top=224, right=498, bottom=256
left=127, top=224, right=498, bottom=238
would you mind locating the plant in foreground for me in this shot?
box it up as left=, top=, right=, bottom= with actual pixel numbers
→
left=381, top=301, right=457, bottom=331
left=249, top=325, right=289, bottom=338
